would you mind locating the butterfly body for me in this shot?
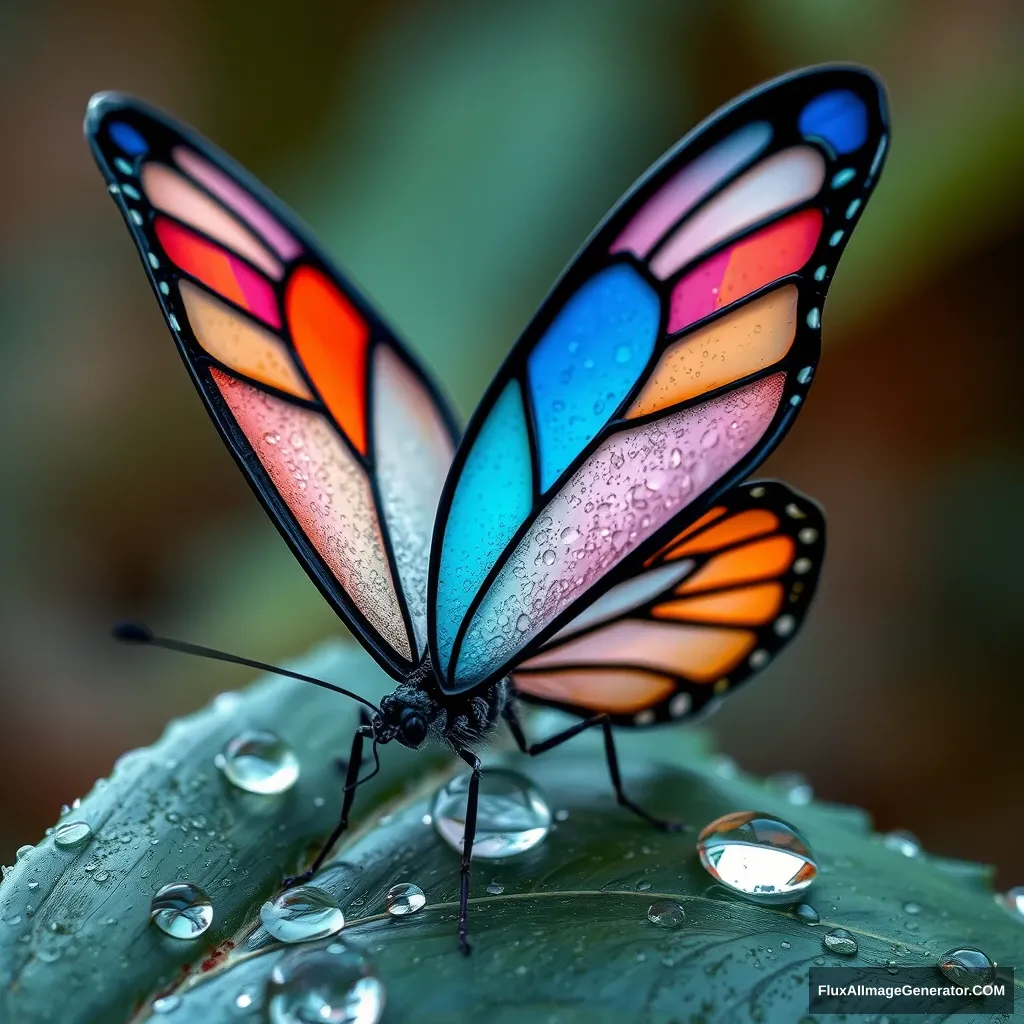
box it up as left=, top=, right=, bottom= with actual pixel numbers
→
left=88, top=64, right=888, bottom=952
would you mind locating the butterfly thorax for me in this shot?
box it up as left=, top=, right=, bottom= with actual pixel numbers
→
left=377, top=658, right=509, bottom=751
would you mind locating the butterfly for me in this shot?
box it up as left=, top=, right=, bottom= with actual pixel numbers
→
left=87, top=64, right=888, bottom=953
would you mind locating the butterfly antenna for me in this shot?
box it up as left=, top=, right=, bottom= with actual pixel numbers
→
left=113, top=621, right=381, bottom=715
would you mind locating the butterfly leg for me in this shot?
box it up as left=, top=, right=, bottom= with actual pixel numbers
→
left=503, top=703, right=681, bottom=832
left=455, top=746, right=482, bottom=956
left=282, top=718, right=373, bottom=888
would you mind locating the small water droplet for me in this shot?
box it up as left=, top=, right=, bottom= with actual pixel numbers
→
left=780, top=940, right=792, bottom=949
left=152, top=994, right=181, bottom=1014
left=795, top=904, right=819, bottom=926
left=94, top=870, right=110, bottom=882
left=54, top=821, right=92, bottom=849
left=554, top=809, right=569, bottom=822
left=541, top=549, right=556, bottom=565
left=263, top=432, right=281, bottom=445
left=697, top=811, right=816, bottom=904
left=767, top=771, right=813, bottom=805
left=645, top=469, right=667, bottom=491
left=614, top=344, right=632, bottom=363
left=214, top=731, right=299, bottom=795
left=15, top=845, right=33, bottom=860
left=882, top=830, right=921, bottom=858
left=822, top=928, right=858, bottom=956
left=515, top=613, right=531, bottom=632
left=996, top=885, right=1024, bottom=919
left=700, top=427, right=719, bottom=449
left=647, top=900, right=685, bottom=928
left=432, top=768, right=551, bottom=859
left=937, top=946, right=995, bottom=985
left=267, top=943, right=384, bottom=1024
left=903, top=901, right=921, bottom=915
left=150, top=882, right=213, bottom=939
left=486, top=879, right=505, bottom=895
left=261, top=887, right=344, bottom=943
left=560, top=527, right=579, bottom=543
left=384, top=883, right=425, bottom=916
left=637, top=880, right=652, bottom=891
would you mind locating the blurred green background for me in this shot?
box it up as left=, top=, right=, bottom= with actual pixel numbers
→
left=1, top=0, right=1021, bottom=882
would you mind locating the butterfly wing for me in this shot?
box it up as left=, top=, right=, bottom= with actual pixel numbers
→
left=429, top=65, right=887, bottom=694
left=86, top=94, right=458, bottom=679
left=510, top=481, right=824, bottom=725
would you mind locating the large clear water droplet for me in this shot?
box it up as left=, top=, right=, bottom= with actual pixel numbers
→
left=15, top=844, right=34, bottom=860
left=938, top=946, right=996, bottom=985
left=384, top=883, right=425, bottom=916
left=882, top=829, right=921, bottom=857
left=822, top=928, right=858, bottom=956
left=53, top=821, right=92, bottom=849
left=647, top=900, right=685, bottom=929
left=997, top=885, right=1024, bottom=920
left=432, top=768, right=551, bottom=859
left=150, top=882, right=213, bottom=939
left=697, top=811, right=816, bottom=905
left=267, top=943, right=384, bottom=1024
left=261, top=887, right=344, bottom=943
left=215, top=731, right=299, bottom=795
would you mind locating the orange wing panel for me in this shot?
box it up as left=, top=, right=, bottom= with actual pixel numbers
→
left=285, top=265, right=370, bottom=454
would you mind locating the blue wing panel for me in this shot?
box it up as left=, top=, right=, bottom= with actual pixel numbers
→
left=434, top=380, right=533, bottom=674
left=527, top=264, right=659, bottom=491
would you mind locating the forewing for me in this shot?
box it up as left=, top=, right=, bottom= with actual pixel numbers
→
left=87, top=95, right=458, bottom=679
left=428, top=65, right=886, bottom=692
left=511, top=481, right=824, bottom=726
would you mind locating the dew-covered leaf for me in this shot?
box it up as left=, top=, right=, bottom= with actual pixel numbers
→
left=1, top=645, right=1021, bottom=1024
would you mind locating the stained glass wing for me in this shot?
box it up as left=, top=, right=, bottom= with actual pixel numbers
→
left=429, top=65, right=886, bottom=694
left=511, top=481, right=824, bottom=725
left=86, top=94, right=458, bottom=679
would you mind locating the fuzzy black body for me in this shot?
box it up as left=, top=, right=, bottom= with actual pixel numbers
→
left=378, top=657, right=510, bottom=751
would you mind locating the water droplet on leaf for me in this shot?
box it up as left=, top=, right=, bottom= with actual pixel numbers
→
left=215, top=731, right=299, bottom=795
left=882, top=830, right=921, bottom=857
left=822, top=928, right=858, bottom=956
left=150, top=882, right=213, bottom=939
left=996, top=885, right=1024, bottom=920
left=15, top=845, right=33, bottom=860
left=261, top=886, right=344, bottom=943
left=432, top=768, right=551, bottom=859
left=794, top=903, right=819, bottom=925
left=54, top=821, right=92, bottom=849
left=486, top=880, right=505, bottom=895
left=384, top=883, right=425, bottom=917
left=938, top=946, right=995, bottom=985
left=267, top=943, right=384, bottom=1024
left=767, top=772, right=813, bottom=805
left=697, top=811, right=816, bottom=904
left=647, top=900, right=685, bottom=928
left=152, top=994, right=181, bottom=1014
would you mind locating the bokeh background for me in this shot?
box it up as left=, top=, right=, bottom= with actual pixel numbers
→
left=1, top=0, right=1021, bottom=883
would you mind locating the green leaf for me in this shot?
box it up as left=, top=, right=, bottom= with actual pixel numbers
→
left=1, top=644, right=1020, bottom=1023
